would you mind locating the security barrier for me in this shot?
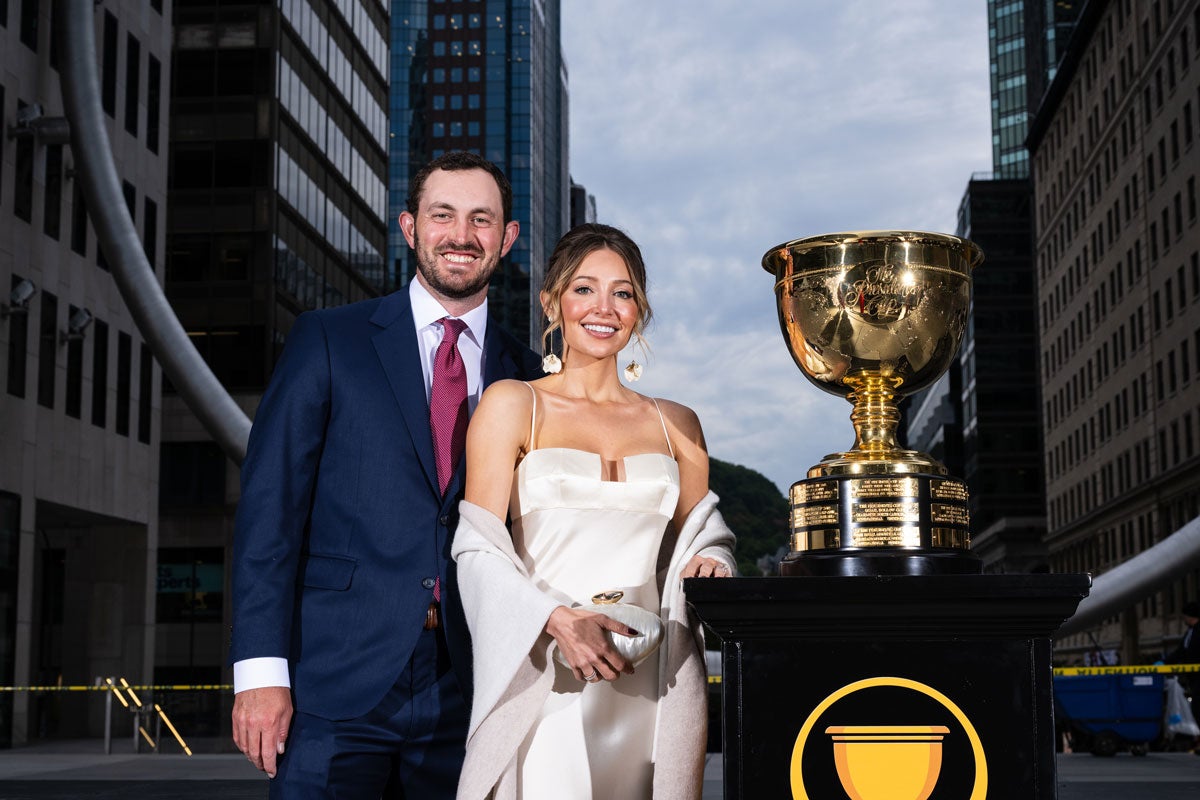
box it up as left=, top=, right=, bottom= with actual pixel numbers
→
left=0, top=678, right=232, bottom=754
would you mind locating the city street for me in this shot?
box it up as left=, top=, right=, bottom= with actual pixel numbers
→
left=0, top=741, right=1197, bottom=799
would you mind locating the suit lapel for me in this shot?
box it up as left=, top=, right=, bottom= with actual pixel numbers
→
left=371, top=290, right=439, bottom=496
left=481, top=314, right=521, bottom=388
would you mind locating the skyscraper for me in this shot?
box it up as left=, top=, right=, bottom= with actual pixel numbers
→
left=1, top=1, right=170, bottom=746
left=1027, top=0, right=1200, bottom=663
left=990, top=0, right=1081, bottom=178
left=389, top=0, right=569, bottom=346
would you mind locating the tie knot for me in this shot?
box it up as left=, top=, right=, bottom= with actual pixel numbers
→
left=440, top=317, right=467, bottom=345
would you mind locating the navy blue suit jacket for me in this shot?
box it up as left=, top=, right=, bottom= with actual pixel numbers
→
left=230, top=289, right=541, bottom=721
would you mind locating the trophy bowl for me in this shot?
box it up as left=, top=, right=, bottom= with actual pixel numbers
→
left=762, top=231, right=983, bottom=576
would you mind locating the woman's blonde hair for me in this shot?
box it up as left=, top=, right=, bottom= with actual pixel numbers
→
left=540, top=223, right=652, bottom=358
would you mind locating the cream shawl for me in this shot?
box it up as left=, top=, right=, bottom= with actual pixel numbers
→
left=451, top=491, right=736, bottom=800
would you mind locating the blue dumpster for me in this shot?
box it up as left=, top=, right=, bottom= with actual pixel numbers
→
left=1053, top=673, right=1164, bottom=756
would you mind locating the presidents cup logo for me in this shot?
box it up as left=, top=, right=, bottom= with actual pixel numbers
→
left=837, top=261, right=921, bottom=324
left=791, top=677, right=987, bottom=800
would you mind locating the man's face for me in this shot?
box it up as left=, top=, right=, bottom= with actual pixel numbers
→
left=399, top=168, right=519, bottom=304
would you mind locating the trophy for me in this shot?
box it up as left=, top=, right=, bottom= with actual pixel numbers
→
left=762, top=231, right=983, bottom=576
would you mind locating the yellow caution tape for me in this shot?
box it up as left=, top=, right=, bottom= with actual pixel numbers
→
left=1053, top=663, right=1200, bottom=676
left=0, top=684, right=233, bottom=692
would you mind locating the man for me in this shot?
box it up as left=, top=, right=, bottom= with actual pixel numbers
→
left=230, top=151, right=543, bottom=796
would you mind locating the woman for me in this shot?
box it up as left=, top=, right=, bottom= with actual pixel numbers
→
left=451, top=223, right=736, bottom=799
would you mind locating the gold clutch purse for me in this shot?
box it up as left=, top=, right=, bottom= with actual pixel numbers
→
left=553, top=590, right=665, bottom=668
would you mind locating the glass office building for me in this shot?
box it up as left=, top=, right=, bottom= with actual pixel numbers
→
left=390, top=0, right=569, bottom=347
left=990, top=0, right=1080, bottom=178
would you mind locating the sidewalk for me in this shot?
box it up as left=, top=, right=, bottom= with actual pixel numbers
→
left=0, top=742, right=1196, bottom=799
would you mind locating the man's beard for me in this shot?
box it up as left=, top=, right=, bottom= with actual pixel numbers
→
left=413, top=230, right=501, bottom=299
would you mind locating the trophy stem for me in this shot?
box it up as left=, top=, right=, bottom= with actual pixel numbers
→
left=846, top=374, right=903, bottom=457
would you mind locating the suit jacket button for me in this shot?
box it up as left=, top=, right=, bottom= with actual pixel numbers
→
left=439, top=515, right=450, bottom=526
left=422, top=577, right=436, bottom=590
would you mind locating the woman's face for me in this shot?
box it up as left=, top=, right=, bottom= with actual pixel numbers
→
left=553, top=248, right=639, bottom=364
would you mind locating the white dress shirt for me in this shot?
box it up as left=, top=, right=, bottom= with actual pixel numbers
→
left=234, top=280, right=489, bottom=694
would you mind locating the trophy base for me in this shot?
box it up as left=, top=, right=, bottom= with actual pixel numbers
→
left=779, top=547, right=982, bottom=577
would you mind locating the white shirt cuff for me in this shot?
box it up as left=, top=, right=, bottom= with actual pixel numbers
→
left=233, top=657, right=291, bottom=693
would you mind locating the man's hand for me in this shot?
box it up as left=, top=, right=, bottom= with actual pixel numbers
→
left=232, top=686, right=292, bottom=777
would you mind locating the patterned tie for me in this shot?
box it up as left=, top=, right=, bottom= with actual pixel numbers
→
left=430, top=316, right=469, bottom=497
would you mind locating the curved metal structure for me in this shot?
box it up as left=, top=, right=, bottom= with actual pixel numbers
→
left=1055, top=516, right=1200, bottom=638
left=58, top=0, right=250, bottom=463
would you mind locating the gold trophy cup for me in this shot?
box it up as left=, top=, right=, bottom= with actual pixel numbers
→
left=762, top=231, right=983, bottom=576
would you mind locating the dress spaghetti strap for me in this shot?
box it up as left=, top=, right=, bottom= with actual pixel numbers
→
left=650, top=398, right=674, bottom=459
left=525, top=382, right=538, bottom=451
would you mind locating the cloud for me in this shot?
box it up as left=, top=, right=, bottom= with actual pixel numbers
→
left=564, top=1, right=991, bottom=491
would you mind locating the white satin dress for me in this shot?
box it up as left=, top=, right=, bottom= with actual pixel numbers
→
left=509, top=386, right=680, bottom=799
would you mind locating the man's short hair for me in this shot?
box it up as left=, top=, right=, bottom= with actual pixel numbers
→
left=1183, top=601, right=1200, bottom=618
left=406, top=151, right=513, bottom=224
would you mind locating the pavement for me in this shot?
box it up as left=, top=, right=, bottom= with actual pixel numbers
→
left=0, top=740, right=1197, bottom=798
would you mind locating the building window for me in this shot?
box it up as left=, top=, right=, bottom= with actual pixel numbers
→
left=155, top=547, right=225, bottom=623
left=124, top=33, right=140, bottom=136
left=433, top=41, right=445, bottom=56
left=65, top=305, right=83, bottom=418
left=91, top=319, right=108, bottom=428
left=159, top=444, right=226, bottom=508
left=432, top=95, right=445, bottom=110
left=37, top=292, right=57, bottom=409
left=116, top=331, right=131, bottom=436
left=70, top=181, right=87, bottom=256
left=147, top=54, right=161, bottom=153
left=43, top=143, right=63, bottom=240
left=19, top=0, right=36, bottom=51
left=101, top=11, right=117, bottom=117
left=5, top=277, right=30, bottom=399
left=13, top=106, right=34, bottom=222
left=138, top=343, right=152, bottom=444
left=144, top=197, right=158, bottom=267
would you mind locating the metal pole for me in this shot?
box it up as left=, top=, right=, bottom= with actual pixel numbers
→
left=103, top=678, right=112, bottom=756
left=1056, top=516, right=1200, bottom=638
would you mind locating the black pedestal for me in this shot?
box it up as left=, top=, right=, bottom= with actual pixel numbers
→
left=685, top=574, right=1090, bottom=799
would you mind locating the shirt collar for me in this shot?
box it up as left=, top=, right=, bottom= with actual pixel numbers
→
left=408, top=278, right=488, bottom=346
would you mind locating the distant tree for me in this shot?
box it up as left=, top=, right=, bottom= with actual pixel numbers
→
left=708, top=458, right=789, bottom=576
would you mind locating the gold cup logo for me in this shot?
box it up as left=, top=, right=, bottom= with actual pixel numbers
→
left=825, top=725, right=950, bottom=800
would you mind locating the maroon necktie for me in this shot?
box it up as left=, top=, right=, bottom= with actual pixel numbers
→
left=430, top=317, right=469, bottom=497
left=429, top=317, right=468, bottom=607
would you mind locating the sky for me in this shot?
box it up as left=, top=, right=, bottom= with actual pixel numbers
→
left=561, top=1, right=993, bottom=494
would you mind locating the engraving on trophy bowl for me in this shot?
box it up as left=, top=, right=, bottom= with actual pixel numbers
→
left=763, top=231, right=983, bottom=575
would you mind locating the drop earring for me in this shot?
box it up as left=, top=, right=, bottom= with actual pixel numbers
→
left=623, top=361, right=643, bottom=382
left=542, top=314, right=562, bottom=373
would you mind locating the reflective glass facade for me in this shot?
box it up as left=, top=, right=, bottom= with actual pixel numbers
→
left=389, top=0, right=569, bottom=346
left=989, top=0, right=1080, bottom=178
left=168, top=0, right=390, bottom=391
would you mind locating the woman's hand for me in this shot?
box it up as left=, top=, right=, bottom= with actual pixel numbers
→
left=545, top=606, right=637, bottom=683
left=683, top=555, right=732, bottom=578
